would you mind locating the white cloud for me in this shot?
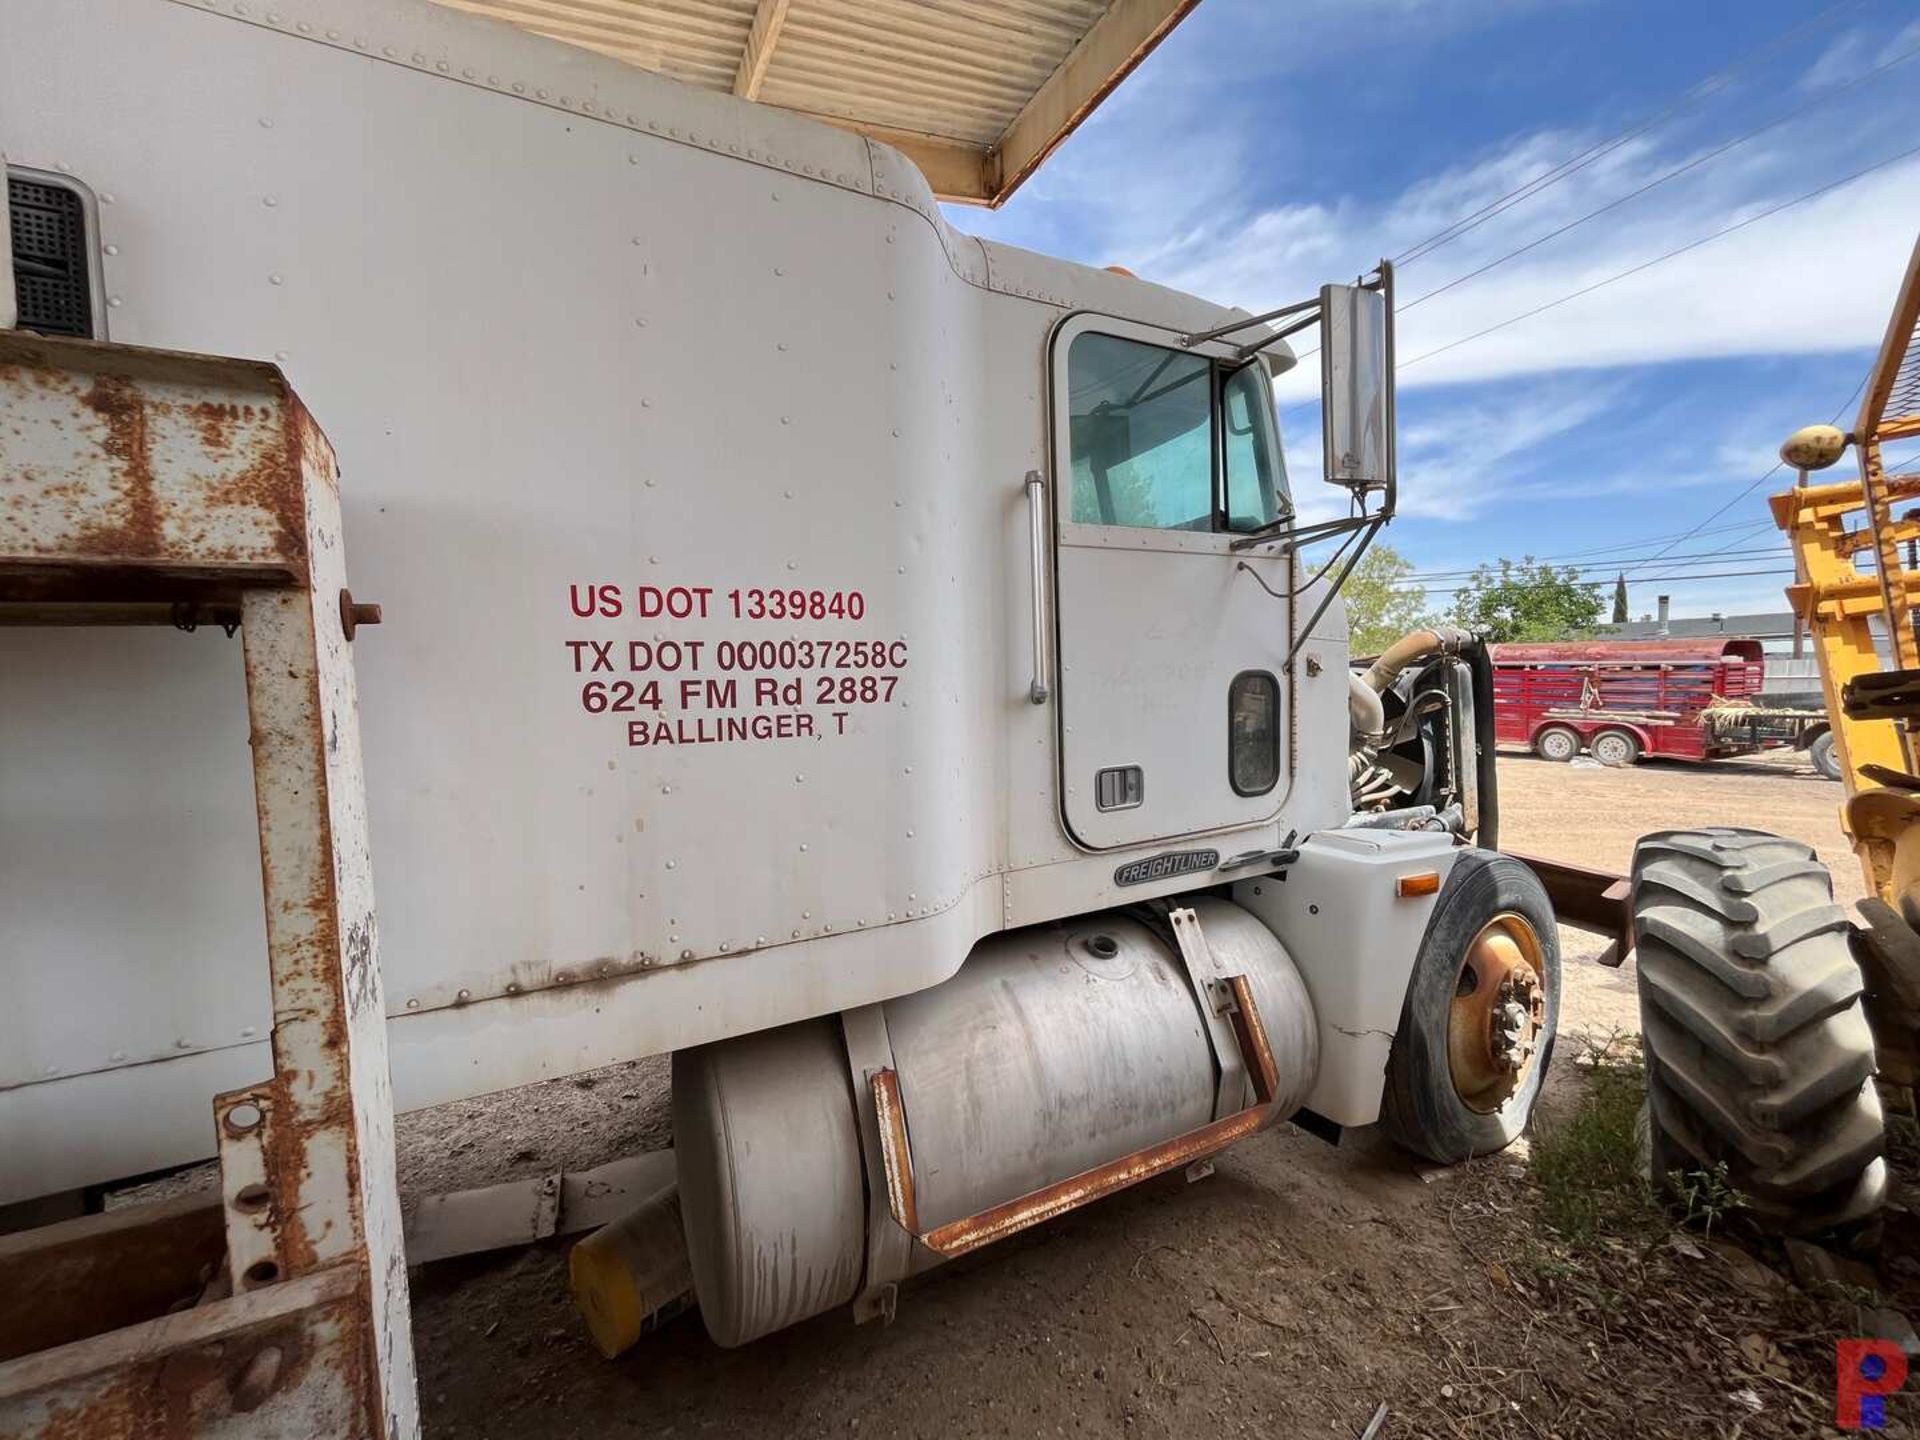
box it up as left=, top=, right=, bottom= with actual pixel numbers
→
left=1804, top=18, right=1920, bottom=91
left=1392, top=377, right=1627, bottom=520
left=1803, top=28, right=1879, bottom=91
left=1143, top=118, right=1920, bottom=396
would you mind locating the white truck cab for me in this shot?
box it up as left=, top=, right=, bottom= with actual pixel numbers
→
left=0, top=0, right=1556, bottom=1368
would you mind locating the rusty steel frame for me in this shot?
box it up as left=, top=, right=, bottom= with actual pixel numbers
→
left=867, top=950, right=1282, bottom=1261
left=0, top=332, right=416, bottom=1438
left=1506, top=851, right=1633, bottom=967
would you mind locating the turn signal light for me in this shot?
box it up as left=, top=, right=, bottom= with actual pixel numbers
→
left=1396, top=871, right=1441, bottom=898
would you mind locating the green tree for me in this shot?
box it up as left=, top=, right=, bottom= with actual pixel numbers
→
left=1611, top=573, right=1628, bottom=625
left=1452, top=556, right=1605, bottom=643
left=1344, top=542, right=1431, bottom=655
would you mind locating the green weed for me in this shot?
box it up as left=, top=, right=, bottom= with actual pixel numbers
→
left=1529, top=1033, right=1662, bottom=1244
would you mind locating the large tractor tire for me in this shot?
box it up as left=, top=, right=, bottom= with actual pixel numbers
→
left=1380, top=851, right=1561, bottom=1163
left=1631, top=828, right=1886, bottom=1234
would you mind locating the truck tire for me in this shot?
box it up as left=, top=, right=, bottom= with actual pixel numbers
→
left=1591, top=728, right=1641, bottom=768
left=1631, top=828, right=1885, bottom=1234
left=1810, top=729, right=1842, bottom=782
left=1379, top=851, right=1560, bottom=1163
left=1534, top=725, right=1580, bottom=763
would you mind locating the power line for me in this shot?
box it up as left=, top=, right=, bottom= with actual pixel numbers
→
left=1620, top=371, right=1874, bottom=578
left=1398, top=37, right=1920, bottom=317
left=1396, top=139, right=1920, bottom=375
left=1391, top=0, right=1866, bottom=268
left=1414, top=517, right=1778, bottom=566
left=1399, top=545, right=1788, bottom=584
left=1275, top=140, right=1918, bottom=428
left=1419, top=566, right=1795, bottom=599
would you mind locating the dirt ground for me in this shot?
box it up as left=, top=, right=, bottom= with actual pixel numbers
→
left=405, top=749, right=1906, bottom=1440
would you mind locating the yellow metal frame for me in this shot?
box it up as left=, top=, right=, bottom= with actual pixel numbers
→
left=1775, top=232, right=1920, bottom=906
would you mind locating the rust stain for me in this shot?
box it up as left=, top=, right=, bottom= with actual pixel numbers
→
left=4, top=343, right=313, bottom=574
left=19, top=1291, right=350, bottom=1440
left=187, top=401, right=240, bottom=456
left=200, top=399, right=308, bottom=564
left=1225, top=974, right=1280, bottom=1104
left=244, top=644, right=363, bottom=1285
left=868, top=1070, right=920, bottom=1235
left=0, top=1198, right=225, bottom=1362
left=923, top=1107, right=1273, bottom=1259
left=67, top=375, right=162, bottom=560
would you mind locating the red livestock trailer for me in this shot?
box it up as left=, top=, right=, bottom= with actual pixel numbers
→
left=1489, top=638, right=1836, bottom=774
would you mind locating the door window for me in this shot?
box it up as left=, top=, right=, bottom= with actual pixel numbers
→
left=1065, top=330, right=1289, bottom=533
left=1222, top=363, right=1288, bottom=533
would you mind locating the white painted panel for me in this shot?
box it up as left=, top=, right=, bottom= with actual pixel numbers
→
left=0, top=629, right=271, bottom=1091
left=0, top=0, right=1351, bottom=1196
left=1234, top=829, right=1458, bottom=1127
left=2, top=1044, right=269, bottom=1202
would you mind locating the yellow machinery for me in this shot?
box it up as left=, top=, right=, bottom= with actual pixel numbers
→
left=1771, top=230, right=1920, bottom=1093
left=1623, top=236, right=1920, bottom=1238
left=1777, top=233, right=1920, bottom=908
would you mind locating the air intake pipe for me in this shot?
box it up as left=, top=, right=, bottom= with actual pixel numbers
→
left=1348, top=626, right=1468, bottom=781
left=1362, top=625, right=1471, bottom=696
left=1347, top=625, right=1499, bottom=849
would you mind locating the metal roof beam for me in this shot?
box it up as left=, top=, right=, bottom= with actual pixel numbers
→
left=733, top=0, right=793, bottom=100
left=989, top=0, right=1198, bottom=205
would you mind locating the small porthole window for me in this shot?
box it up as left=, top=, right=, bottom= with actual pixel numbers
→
left=1228, top=671, right=1280, bottom=796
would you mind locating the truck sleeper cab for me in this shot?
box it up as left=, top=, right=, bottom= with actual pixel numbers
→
left=0, top=0, right=1559, bottom=1356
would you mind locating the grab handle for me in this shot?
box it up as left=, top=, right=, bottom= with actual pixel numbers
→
left=1024, top=470, right=1050, bottom=705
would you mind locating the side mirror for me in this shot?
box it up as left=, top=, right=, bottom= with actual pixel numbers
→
left=1320, top=278, right=1393, bottom=494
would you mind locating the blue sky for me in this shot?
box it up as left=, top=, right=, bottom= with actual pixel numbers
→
left=947, top=0, right=1920, bottom=621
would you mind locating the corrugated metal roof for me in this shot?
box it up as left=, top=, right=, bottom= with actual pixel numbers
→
left=430, top=0, right=1199, bottom=204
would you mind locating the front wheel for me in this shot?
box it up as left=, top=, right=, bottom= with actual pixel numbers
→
left=1379, top=851, right=1562, bottom=1163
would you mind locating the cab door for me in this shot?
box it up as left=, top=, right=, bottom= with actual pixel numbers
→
left=1051, top=314, right=1295, bottom=850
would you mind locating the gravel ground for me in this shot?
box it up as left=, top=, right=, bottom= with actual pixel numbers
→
left=404, top=746, right=1886, bottom=1439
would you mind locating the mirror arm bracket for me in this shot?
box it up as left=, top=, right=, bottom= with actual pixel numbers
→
left=1176, top=295, right=1321, bottom=349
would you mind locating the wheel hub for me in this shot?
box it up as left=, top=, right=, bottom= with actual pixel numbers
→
left=1447, top=914, right=1548, bottom=1114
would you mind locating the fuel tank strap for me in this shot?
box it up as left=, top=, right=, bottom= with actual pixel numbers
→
left=1168, top=906, right=1250, bottom=1122
left=839, top=1004, right=915, bottom=1325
